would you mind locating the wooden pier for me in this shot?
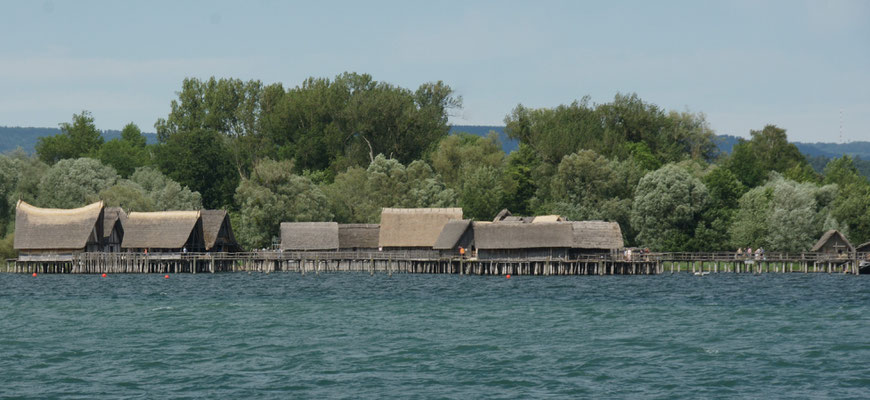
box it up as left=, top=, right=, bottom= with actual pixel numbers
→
left=4, top=251, right=867, bottom=275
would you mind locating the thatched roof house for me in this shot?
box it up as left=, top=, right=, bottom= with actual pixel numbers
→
left=475, top=220, right=624, bottom=259
left=532, top=215, right=565, bottom=223
left=338, top=224, right=380, bottom=250
left=102, top=206, right=127, bottom=252
left=201, top=210, right=240, bottom=252
left=572, top=221, right=624, bottom=251
left=378, top=208, right=463, bottom=248
left=476, top=222, right=574, bottom=250
left=121, top=211, right=204, bottom=252
left=281, top=222, right=339, bottom=251
left=14, top=200, right=105, bottom=255
left=433, top=219, right=473, bottom=255
left=811, top=230, right=853, bottom=254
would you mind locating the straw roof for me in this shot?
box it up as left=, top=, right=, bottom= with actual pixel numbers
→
left=378, top=208, right=463, bottom=247
left=475, top=222, right=574, bottom=249
left=281, top=222, right=339, bottom=250
left=338, top=224, right=380, bottom=249
left=811, top=229, right=854, bottom=252
left=102, top=207, right=127, bottom=239
left=200, top=210, right=237, bottom=251
left=121, top=211, right=201, bottom=249
left=532, top=215, right=565, bottom=223
left=433, top=219, right=472, bottom=250
left=572, top=221, right=624, bottom=249
left=14, top=200, right=104, bottom=250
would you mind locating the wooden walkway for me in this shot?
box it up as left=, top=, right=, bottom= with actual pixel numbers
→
left=5, top=251, right=867, bottom=275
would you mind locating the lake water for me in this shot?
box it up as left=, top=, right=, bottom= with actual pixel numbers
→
left=1, top=273, right=868, bottom=399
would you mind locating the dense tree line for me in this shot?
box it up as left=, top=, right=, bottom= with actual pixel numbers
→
left=1, top=72, right=868, bottom=255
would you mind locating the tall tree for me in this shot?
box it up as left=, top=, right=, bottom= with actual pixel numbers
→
left=630, top=163, right=709, bottom=251
left=154, top=129, right=238, bottom=209
left=235, top=158, right=332, bottom=249
left=35, top=111, right=104, bottom=164
left=36, top=158, right=118, bottom=208
left=725, top=124, right=814, bottom=188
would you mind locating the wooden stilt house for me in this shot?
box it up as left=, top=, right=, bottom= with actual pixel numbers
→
left=433, top=219, right=473, bottom=257
left=121, top=211, right=205, bottom=252
left=475, top=222, right=574, bottom=260
left=13, top=200, right=105, bottom=261
left=102, top=206, right=127, bottom=252
left=280, top=222, right=339, bottom=252
left=570, top=221, right=624, bottom=257
left=338, top=224, right=380, bottom=251
left=855, top=241, right=870, bottom=253
left=378, top=208, right=462, bottom=257
left=811, top=230, right=854, bottom=256
left=200, top=210, right=240, bottom=252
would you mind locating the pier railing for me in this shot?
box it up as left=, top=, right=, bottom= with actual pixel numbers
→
left=6, top=250, right=867, bottom=275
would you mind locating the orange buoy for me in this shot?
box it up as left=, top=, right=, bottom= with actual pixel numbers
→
left=164, top=274, right=169, bottom=279
left=506, top=274, right=511, bottom=279
left=32, top=272, right=37, bottom=277
left=101, top=273, right=107, bottom=278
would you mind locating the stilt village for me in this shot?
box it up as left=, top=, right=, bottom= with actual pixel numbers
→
left=6, top=200, right=869, bottom=276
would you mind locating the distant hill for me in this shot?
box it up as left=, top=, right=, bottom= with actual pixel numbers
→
left=449, top=125, right=518, bottom=153
left=0, top=126, right=158, bottom=153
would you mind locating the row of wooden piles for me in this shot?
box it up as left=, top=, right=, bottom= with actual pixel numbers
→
left=669, top=259, right=860, bottom=274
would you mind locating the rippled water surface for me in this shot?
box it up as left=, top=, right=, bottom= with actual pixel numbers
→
left=1, top=273, right=868, bottom=399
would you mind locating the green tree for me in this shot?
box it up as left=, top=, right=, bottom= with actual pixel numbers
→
left=726, top=125, right=814, bottom=187
left=154, top=129, right=238, bottom=209
left=99, top=180, right=155, bottom=211
left=458, top=166, right=505, bottom=221
left=428, top=132, right=505, bottom=190
left=35, top=111, right=104, bottom=164
left=729, top=174, right=838, bottom=251
left=630, top=164, right=709, bottom=251
left=235, top=159, right=333, bottom=249
left=824, top=156, right=870, bottom=244
left=37, top=158, right=118, bottom=208
left=96, top=138, right=150, bottom=178
left=501, top=143, right=539, bottom=216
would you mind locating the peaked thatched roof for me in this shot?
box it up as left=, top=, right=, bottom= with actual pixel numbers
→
left=475, top=222, right=574, bottom=249
left=493, top=208, right=512, bottom=222
left=14, top=200, right=104, bottom=250
left=572, top=221, right=623, bottom=249
left=857, top=241, right=870, bottom=252
left=811, top=229, right=854, bottom=252
left=121, top=211, right=200, bottom=249
left=379, top=208, right=463, bottom=247
left=200, top=210, right=238, bottom=251
left=102, top=207, right=127, bottom=238
left=338, top=224, right=380, bottom=249
left=433, top=219, right=472, bottom=250
left=281, top=222, right=339, bottom=250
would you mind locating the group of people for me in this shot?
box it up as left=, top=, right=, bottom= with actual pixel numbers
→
left=624, top=248, right=651, bottom=261
left=736, top=247, right=765, bottom=260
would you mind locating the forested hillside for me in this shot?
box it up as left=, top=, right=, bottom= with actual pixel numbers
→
left=2, top=73, right=868, bottom=258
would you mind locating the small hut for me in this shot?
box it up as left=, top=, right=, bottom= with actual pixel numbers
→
left=811, top=230, right=854, bottom=256
left=14, top=200, right=105, bottom=261
left=121, top=211, right=204, bottom=252
left=201, top=210, right=240, bottom=252
left=433, top=219, right=474, bottom=257
left=378, top=208, right=463, bottom=255
left=571, top=221, right=624, bottom=257
left=102, top=206, right=127, bottom=252
left=280, top=222, right=339, bottom=252
left=475, top=222, right=574, bottom=260
left=338, top=224, right=380, bottom=251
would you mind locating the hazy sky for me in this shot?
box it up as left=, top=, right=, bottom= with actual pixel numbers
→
left=1, top=0, right=868, bottom=143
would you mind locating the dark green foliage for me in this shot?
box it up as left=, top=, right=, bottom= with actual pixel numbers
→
left=35, top=111, right=104, bottom=164
left=154, top=129, right=238, bottom=209
left=725, top=125, right=814, bottom=187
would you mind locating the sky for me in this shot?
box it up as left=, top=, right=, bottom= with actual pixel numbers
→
left=0, top=0, right=868, bottom=143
